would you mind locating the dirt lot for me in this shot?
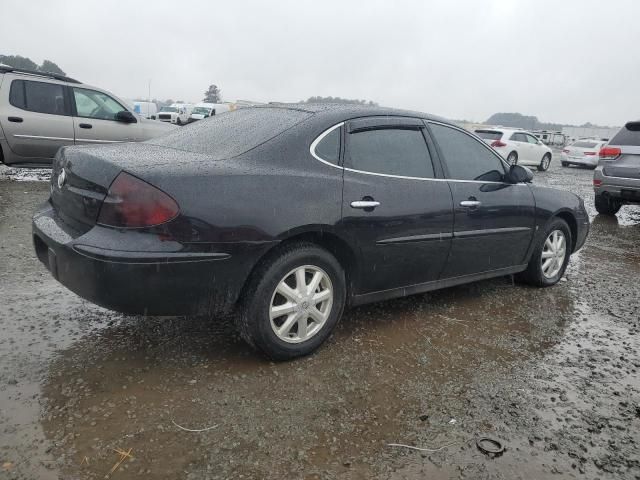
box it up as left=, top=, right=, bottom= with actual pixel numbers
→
left=1, top=158, right=639, bottom=480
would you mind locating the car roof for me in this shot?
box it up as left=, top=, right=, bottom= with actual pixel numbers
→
left=258, top=102, right=451, bottom=125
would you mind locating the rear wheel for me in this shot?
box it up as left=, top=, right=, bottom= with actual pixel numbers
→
left=594, top=194, right=622, bottom=215
left=561, top=161, right=569, bottom=167
left=507, top=151, right=518, bottom=165
left=517, top=218, right=571, bottom=287
left=538, top=153, right=552, bottom=171
left=236, top=243, right=346, bottom=360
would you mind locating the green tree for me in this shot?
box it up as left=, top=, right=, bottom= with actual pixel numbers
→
left=0, top=54, right=39, bottom=70
left=39, top=59, right=66, bottom=76
left=203, top=84, right=222, bottom=103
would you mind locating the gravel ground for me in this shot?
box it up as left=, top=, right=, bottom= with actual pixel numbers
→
left=0, top=159, right=639, bottom=479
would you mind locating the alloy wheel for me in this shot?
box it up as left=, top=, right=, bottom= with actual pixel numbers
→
left=541, top=230, right=566, bottom=279
left=269, top=265, right=334, bottom=344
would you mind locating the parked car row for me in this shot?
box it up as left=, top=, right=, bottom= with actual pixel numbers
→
left=0, top=66, right=175, bottom=167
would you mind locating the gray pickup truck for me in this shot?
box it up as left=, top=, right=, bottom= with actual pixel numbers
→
left=0, top=66, right=175, bottom=168
left=593, top=121, right=640, bottom=215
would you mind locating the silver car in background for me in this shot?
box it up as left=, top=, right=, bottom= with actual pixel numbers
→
left=593, top=121, right=640, bottom=215
left=561, top=139, right=606, bottom=169
left=0, top=66, right=176, bottom=167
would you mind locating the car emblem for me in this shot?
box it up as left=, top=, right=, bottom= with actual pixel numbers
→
left=57, top=169, right=66, bottom=189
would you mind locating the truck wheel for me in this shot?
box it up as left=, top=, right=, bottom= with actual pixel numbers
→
left=594, top=194, right=622, bottom=215
left=236, top=243, right=346, bottom=361
left=176, top=118, right=182, bottom=126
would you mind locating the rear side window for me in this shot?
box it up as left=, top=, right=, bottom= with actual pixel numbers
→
left=313, top=125, right=341, bottom=165
left=475, top=130, right=503, bottom=141
left=429, top=123, right=506, bottom=182
left=9, top=79, right=67, bottom=115
left=149, top=107, right=312, bottom=159
left=346, top=128, right=434, bottom=178
left=609, top=123, right=640, bottom=146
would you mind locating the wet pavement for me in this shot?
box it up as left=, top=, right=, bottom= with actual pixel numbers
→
left=1, top=159, right=639, bottom=479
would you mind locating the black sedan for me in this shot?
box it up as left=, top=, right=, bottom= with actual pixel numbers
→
left=33, top=104, right=589, bottom=359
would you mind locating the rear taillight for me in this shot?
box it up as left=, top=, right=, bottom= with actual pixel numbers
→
left=97, top=172, right=179, bottom=228
left=599, top=146, right=621, bottom=161
left=584, top=151, right=596, bottom=156
left=593, top=179, right=602, bottom=187
left=562, top=149, right=570, bottom=153
left=491, top=140, right=507, bottom=147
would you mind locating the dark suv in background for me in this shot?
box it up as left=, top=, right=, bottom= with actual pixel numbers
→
left=594, top=121, right=640, bottom=215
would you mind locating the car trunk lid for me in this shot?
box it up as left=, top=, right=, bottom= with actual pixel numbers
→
left=50, top=143, right=212, bottom=232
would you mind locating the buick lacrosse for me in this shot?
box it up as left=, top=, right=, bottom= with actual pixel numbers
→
left=33, top=104, right=589, bottom=359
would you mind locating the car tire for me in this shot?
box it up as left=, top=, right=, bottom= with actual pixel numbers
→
left=236, top=243, right=346, bottom=360
left=507, top=151, right=518, bottom=165
left=176, top=118, right=182, bottom=126
left=517, top=217, right=571, bottom=287
left=594, top=194, right=622, bottom=215
left=561, top=161, right=569, bottom=167
left=538, top=153, right=552, bottom=172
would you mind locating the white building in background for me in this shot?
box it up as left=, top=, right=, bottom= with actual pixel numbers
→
left=562, top=126, right=620, bottom=143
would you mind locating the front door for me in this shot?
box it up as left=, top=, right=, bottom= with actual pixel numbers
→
left=339, top=117, right=453, bottom=294
left=71, top=87, right=139, bottom=145
left=2, top=78, right=74, bottom=160
left=427, top=122, right=535, bottom=278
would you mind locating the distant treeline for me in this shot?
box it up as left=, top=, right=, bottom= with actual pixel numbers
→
left=301, top=96, right=378, bottom=106
left=0, top=54, right=66, bottom=76
left=486, top=112, right=613, bottom=131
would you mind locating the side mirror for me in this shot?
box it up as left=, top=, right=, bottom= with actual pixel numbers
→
left=115, top=110, right=137, bottom=123
left=508, top=164, right=534, bottom=184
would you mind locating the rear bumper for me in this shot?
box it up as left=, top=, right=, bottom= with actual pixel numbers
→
left=32, top=202, right=261, bottom=316
left=594, top=167, right=640, bottom=202
left=563, top=155, right=598, bottom=167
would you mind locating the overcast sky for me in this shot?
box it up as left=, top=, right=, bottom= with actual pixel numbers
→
left=2, top=0, right=637, bottom=126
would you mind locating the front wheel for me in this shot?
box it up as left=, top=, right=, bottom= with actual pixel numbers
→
left=594, top=194, right=622, bottom=215
left=517, top=218, right=571, bottom=287
left=176, top=118, right=182, bottom=126
left=538, top=153, right=552, bottom=171
left=236, top=243, right=346, bottom=360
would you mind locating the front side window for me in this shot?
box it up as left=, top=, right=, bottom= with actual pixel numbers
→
left=510, top=132, right=527, bottom=142
left=9, top=80, right=67, bottom=115
left=73, top=88, right=126, bottom=121
left=313, top=126, right=341, bottom=165
left=526, top=134, right=539, bottom=144
left=345, top=128, right=434, bottom=178
left=429, top=123, right=506, bottom=182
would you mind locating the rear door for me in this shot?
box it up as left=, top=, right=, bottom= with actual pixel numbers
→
left=339, top=117, right=453, bottom=294
left=1, top=78, right=74, bottom=159
left=71, top=87, right=140, bottom=144
left=427, top=121, right=535, bottom=278
left=510, top=132, right=530, bottom=162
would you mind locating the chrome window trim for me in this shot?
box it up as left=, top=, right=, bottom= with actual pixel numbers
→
left=310, top=120, right=525, bottom=186
left=309, top=122, right=343, bottom=166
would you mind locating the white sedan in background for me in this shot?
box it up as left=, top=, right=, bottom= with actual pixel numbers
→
left=560, top=139, right=606, bottom=169
left=475, top=128, right=554, bottom=171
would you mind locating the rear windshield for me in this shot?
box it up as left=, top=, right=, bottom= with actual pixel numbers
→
left=475, top=130, right=503, bottom=140
left=149, top=107, right=312, bottom=158
left=572, top=141, right=598, bottom=148
left=609, top=123, right=640, bottom=146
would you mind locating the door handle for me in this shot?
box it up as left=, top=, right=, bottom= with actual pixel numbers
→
left=79, top=123, right=92, bottom=129
left=8, top=116, right=23, bottom=123
left=460, top=200, right=481, bottom=207
left=351, top=200, right=380, bottom=209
